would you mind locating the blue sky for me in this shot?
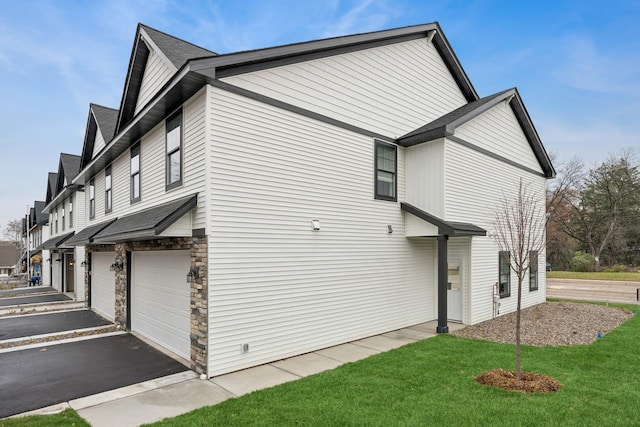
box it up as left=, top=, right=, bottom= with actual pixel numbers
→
left=1, top=0, right=638, bottom=228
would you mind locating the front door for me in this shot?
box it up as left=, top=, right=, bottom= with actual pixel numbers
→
left=64, top=253, right=75, bottom=293
left=447, top=261, right=462, bottom=321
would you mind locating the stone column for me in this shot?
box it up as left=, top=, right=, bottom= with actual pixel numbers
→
left=190, top=237, right=208, bottom=375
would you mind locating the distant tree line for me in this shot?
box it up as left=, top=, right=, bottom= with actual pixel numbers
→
left=547, top=149, right=640, bottom=271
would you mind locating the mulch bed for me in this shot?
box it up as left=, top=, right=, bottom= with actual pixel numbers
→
left=475, top=368, right=562, bottom=393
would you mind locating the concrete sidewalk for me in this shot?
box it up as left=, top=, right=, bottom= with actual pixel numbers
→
left=17, top=320, right=465, bottom=427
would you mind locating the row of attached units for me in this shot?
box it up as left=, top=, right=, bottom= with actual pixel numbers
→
left=27, top=22, right=554, bottom=377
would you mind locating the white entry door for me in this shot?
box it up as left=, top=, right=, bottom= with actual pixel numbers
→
left=131, top=250, right=191, bottom=360
left=447, top=261, right=462, bottom=321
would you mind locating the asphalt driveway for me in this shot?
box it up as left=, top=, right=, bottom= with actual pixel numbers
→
left=0, top=286, right=56, bottom=297
left=0, top=334, right=188, bottom=418
left=0, top=293, right=71, bottom=307
left=0, top=310, right=111, bottom=340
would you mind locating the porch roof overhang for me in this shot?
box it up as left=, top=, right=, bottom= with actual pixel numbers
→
left=41, top=232, right=75, bottom=250
left=92, top=194, right=197, bottom=244
left=65, top=219, right=118, bottom=246
left=400, top=202, right=486, bottom=237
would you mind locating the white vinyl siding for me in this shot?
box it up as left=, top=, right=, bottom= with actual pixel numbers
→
left=82, top=89, right=207, bottom=230
left=443, top=140, right=547, bottom=324
left=73, top=246, right=86, bottom=301
left=206, top=86, right=433, bottom=376
left=131, top=250, right=191, bottom=359
left=405, top=139, right=445, bottom=217
left=223, top=37, right=467, bottom=138
left=93, top=126, right=106, bottom=158
left=91, top=252, right=115, bottom=321
left=134, top=47, right=175, bottom=115
left=454, top=102, right=543, bottom=173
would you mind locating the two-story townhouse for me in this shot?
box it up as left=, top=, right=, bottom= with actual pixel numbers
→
left=26, top=201, right=49, bottom=282
left=70, top=22, right=554, bottom=377
left=41, top=154, right=85, bottom=297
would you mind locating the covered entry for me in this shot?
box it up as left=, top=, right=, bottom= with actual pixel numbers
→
left=401, top=202, right=485, bottom=332
left=130, top=250, right=191, bottom=360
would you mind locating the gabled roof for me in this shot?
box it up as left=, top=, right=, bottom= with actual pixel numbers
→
left=75, top=22, right=480, bottom=185
left=45, top=172, right=58, bottom=204
left=80, top=104, right=119, bottom=169
left=396, top=88, right=556, bottom=178
left=33, top=201, right=47, bottom=226
left=56, top=153, right=81, bottom=192
left=115, top=23, right=216, bottom=134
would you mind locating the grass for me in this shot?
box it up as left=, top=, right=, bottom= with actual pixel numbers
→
left=547, top=271, right=640, bottom=282
left=147, top=302, right=640, bottom=427
left=0, top=409, right=89, bottom=427
left=6, top=303, right=640, bottom=426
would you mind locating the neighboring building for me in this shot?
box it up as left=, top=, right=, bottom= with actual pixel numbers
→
left=42, top=154, right=85, bottom=297
left=0, top=241, right=19, bottom=277
left=67, top=22, right=554, bottom=377
left=25, top=201, right=49, bottom=282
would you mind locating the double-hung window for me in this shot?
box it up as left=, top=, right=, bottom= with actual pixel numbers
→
left=499, top=251, right=511, bottom=298
left=131, top=143, right=141, bottom=203
left=61, top=206, right=65, bottom=231
left=69, top=196, right=73, bottom=228
left=375, top=140, right=397, bottom=201
left=166, top=110, right=182, bottom=190
left=55, top=209, right=58, bottom=234
left=89, top=179, right=95, bottom=219
left=105, top=165, right=112, bottom=213
left=529, top=251, right=539, bottom=291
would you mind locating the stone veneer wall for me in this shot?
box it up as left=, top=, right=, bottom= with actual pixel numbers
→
left=86, top=237, right=208, bottom=375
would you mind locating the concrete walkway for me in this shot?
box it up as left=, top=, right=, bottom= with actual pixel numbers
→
left=17, top=321, right=465, bottom=426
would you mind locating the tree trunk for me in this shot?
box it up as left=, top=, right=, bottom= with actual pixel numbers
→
left=515, top=275, right=523, bottom=380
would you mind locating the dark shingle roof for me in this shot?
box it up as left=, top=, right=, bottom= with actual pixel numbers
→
left=65, top=219, right=117, bottom=246
left=140, top=24, right=216, bottom=69
left=92, top=104, right=119, bottom=141
left=46, top=172, right=58, bottom=203
left=60, top=153, right=82, bottom=181
left=34, top=201, right=47, bottom=225
left=93, top=194, right=197, bottom=243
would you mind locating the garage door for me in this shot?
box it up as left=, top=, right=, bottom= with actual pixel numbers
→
left=91, top=252, right=115, bottom=321
left=131, top=250, right=191, bottom=360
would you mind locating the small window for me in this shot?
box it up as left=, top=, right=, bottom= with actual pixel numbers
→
left=131, top=143, right=141, bottom=203
left=105, top=165, right=112, bottom=213
left=54, top=209, right=58, bottom=234
left=166, top=110, right=182, bottom=190
left=69, top=196, right=73, bottom=228
left=61, top=206, right=65, bottom=231
left=375, top=141, right=397, bottom=201
left=499, top=251, right=510, bottom=298
left=89, top=179, right=95, bottom=219
left=529, top=251, right=539, bottom=291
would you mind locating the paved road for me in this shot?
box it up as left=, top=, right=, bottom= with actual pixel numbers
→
left=0, top=310, right=111, bottom=340
left=0, top=334, right=187, bottom=418
left=0, top=293, right=71, bottom=307
left=547, top=278, right=640, bottom=304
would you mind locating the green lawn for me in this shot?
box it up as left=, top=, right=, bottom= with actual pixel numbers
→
left=547, top=271, right=640, bottom=281
left=0, top=409, right=89, bottom=427
left=5, top=303, right=640, bottom=427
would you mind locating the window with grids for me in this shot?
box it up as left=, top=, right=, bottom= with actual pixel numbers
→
left=375, top=141, right=397, bottom=201
left=89, top=179, right=95, bottom=219
left=105, top=165, right=112, bottom=213
left=499, top=251, right=510, bottom=298
left=166, top=110, right=182, bottom=190
left=131, top=143, right=141, bottom=203
left=529, top=251, right=539, bottom=291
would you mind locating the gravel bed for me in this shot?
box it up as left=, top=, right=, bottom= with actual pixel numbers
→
left=452, top=301, right=634, bottom=346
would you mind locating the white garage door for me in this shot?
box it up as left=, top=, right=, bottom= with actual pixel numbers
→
left=131, top=250, right=191, bottom=360
left=91, top=252, right=115, bottom=321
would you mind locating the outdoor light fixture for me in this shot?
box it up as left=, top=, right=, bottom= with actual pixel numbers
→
left=110, top=260, right=124, bottom=272
left=187, top=266, right=199, bottom=283
left=55, top=258, right=61, bottom=263
left=80, top=261, right=87, bottom=267
left=311, top=220, right=320, bottom=231
left=387, top=225, right=393, bottom=234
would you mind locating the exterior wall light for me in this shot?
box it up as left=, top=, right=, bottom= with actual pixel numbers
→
left=187, top=266, right=200, bottom=283
left=311, top=220, right=320, bottom=231
left=387, top=225, right=393, bottom=234
left=110, top=261, right=124, bottom=272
